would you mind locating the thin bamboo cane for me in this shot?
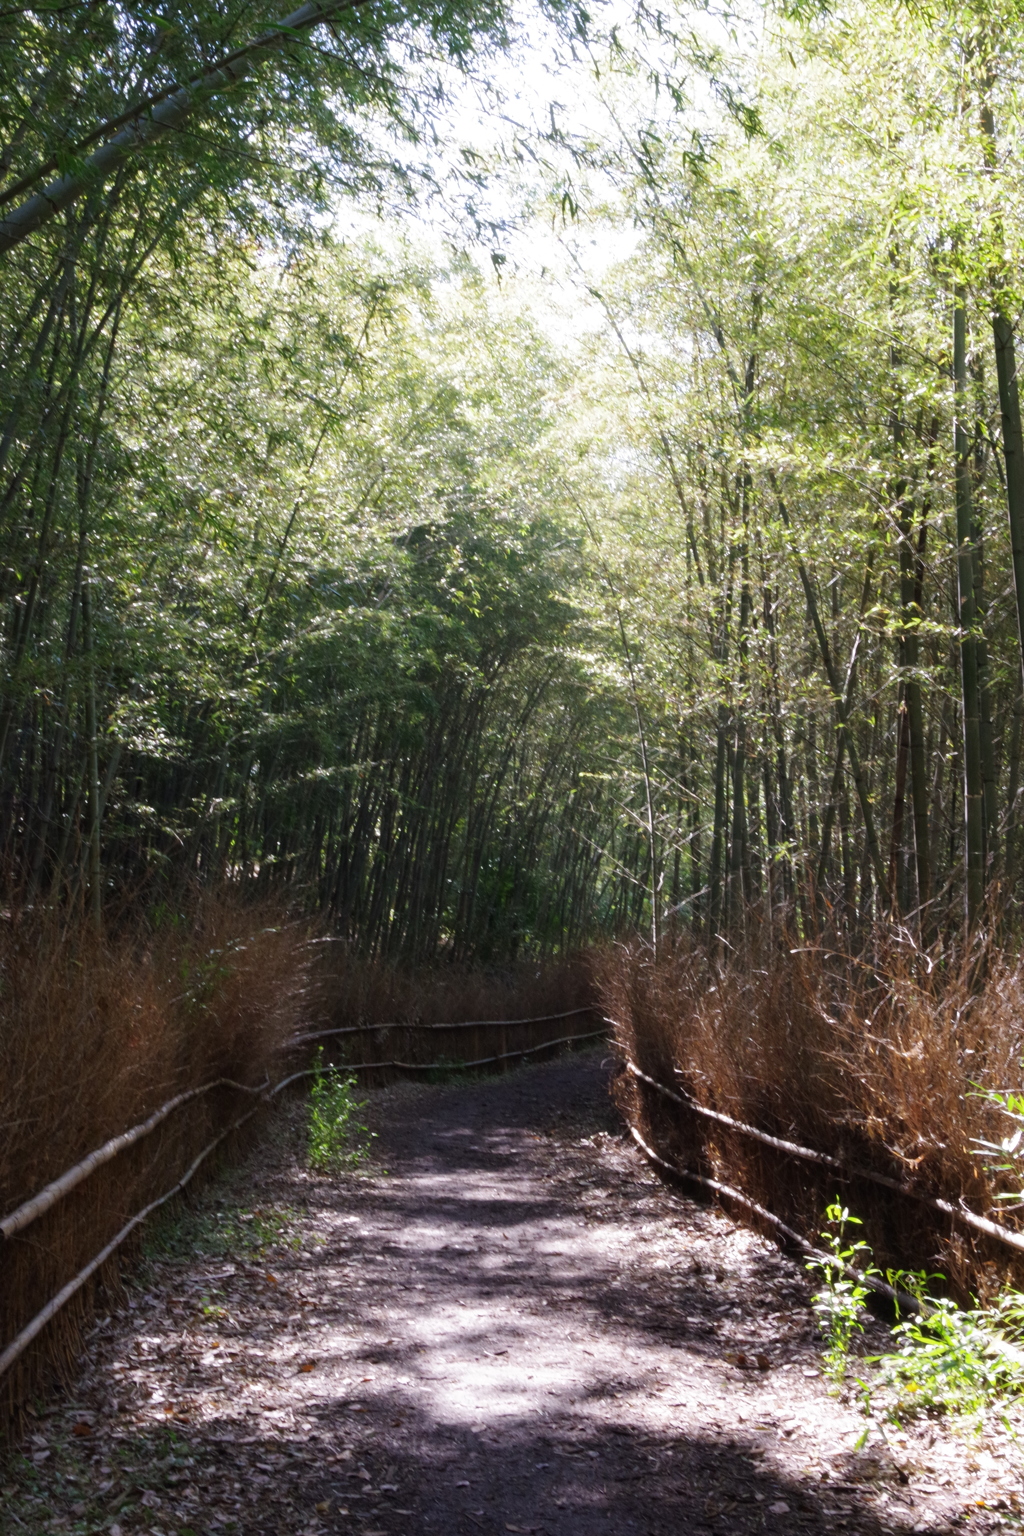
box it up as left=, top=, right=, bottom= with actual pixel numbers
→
left=954, top=284, right=986, bottom=927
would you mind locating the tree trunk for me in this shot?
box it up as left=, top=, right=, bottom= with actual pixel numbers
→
left=954, top=286, right=986, bottom=928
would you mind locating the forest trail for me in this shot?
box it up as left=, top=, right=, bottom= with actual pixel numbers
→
left=5, top=1056, right=995, bottom=1535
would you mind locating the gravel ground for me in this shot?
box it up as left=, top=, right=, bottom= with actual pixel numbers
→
left=2, top=1052, right=1021, bottom=1536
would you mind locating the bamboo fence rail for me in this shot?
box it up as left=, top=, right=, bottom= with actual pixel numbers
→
left=621, top=1055, right=1024, bottom=1256
left=288, top=1006, right=594, bottom=1047
left=1, top=1078, right=270, bottom=1240
left=625, top=1123, right=1024, bottom=1375
left=316, top=1028, right=607, bottom=1077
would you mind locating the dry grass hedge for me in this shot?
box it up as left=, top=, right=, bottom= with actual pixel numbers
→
left=0, top=894, right=307, bottom=1432
left=600, top=930, right=1024, bottom=1304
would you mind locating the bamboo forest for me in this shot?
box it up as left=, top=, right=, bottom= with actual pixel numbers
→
left=11, top=0, right=1024, bottom=1487
left=6, top=0, right=1024, bottom=957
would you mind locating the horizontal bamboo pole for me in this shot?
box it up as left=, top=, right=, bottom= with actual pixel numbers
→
left=0, top=1100, right=264, bottom=1382
left=2, top=1012, right=600, bottom=1240
left=626, top=1123, right=918, bottom=1312
left=1, top=1077, right=269, bottom=1240
left=321, top=1027, right=608, bottom=1075
left=623, top=1057, right=1024, bottom=1256
left=288, top=1006, right=596, bottom=1048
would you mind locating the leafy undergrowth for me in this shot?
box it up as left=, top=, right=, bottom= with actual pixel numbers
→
left=144, top=1193, right=301, bottom=1266
left=1, top=1420, right=198, bottom=1536
left=808, top=1204, right=1024, bottom=1458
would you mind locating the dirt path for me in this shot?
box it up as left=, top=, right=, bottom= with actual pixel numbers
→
left=2, top=1054, right=1016, bottom=1536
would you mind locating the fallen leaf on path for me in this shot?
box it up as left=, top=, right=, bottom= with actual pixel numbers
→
left=315, top=1500, right=330, bottom=1512
left=769, top=1501, right=790, bottom=1514
left=724, top=1351, right=751, bottom=1368
left=298, top=1361, right=316, bottom=1373
left=72, top=1421, right=93, bottom=1436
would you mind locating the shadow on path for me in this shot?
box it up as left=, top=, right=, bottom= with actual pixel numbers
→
left=1, top=1056, right=978, bottom=1535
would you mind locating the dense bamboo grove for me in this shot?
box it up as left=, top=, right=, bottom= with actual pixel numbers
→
left=0, top=0, right=637, bottom=962
left=6, top=0, right=1024, bottom=963
left=557, top=0, right=1024, bottom=949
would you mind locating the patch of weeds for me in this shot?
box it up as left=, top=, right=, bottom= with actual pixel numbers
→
left=807, top=1200, right=877, bottom=1387
left=874, top=1271, right=1024, bottom=1422
left=0, top=1423, right=194, bottom=1535
left=420, top=1055, right=473, bottom=1085
left=145, top=1192, right=299, bottom=1262
left=307, top=1047, right=374, bottom=1170
left=808, top=1201, right=1024, bottom=1434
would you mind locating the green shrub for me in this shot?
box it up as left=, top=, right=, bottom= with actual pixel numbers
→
left=307, top=1048, right=374, bottom=1170
left=875, top=1274, right=1024, bottom=1421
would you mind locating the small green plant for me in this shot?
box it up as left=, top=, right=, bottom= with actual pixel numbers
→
left=307, top=1047, right=375, bottom=1170
left=807, top=1200, right=878, bottom=1386
left=425, top=1055, right=471, bottom=1085
left=873, top=1270, right=1024, bottom=1421
left=971, top=1086, right=1024, bottom=1206
left=806, top=1200, right=1024, bottom=1426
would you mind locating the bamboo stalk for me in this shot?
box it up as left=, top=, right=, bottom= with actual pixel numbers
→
left=954, top=284, right=986, bottom=927
left=0, top=0, right=372, bottom=256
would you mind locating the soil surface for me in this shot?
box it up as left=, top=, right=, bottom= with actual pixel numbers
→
left=3, top=1053, right=1020, bottom=1536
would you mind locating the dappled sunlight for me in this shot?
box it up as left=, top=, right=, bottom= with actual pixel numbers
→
left=3, top=1059, right=1003, bottom=1535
